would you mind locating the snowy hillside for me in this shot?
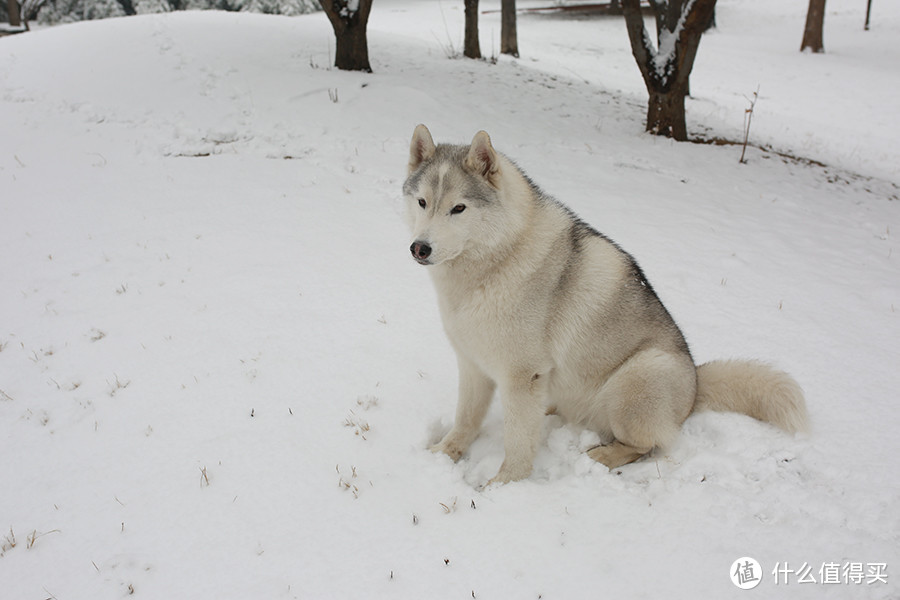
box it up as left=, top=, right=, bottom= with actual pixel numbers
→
left=1, top=1, right=898, bottom=598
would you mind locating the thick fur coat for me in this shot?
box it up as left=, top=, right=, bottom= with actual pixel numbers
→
left=403, top=125, right=807, bottom=485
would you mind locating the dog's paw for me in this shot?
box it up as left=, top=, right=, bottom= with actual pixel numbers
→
left=486, top=462, right=532, bottom=486
left=586, top=441, right=650, bottom=470
left=429, top=439, right=464, bottom=462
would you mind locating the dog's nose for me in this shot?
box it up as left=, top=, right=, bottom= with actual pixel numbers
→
left=410, top=241, right=432, bottom=261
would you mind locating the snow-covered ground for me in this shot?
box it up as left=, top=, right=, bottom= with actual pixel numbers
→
left=1, top=1, right=898, bottom=598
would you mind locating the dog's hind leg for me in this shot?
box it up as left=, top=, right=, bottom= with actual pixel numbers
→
left=587, top=348, right=695, bottom=469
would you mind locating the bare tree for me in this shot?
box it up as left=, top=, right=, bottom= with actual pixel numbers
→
left=501, top=0, right=518, bottom=57
left=320, top=0, right=373, bottom=72
left=621, top=0, right=718, bottom=141
left=801, top=0, right=825, bottom=53
left=464, top=0, right=481, bottom=59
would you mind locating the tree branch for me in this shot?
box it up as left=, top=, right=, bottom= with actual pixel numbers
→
left=622, top=0, right=658, bottom=88
left=320, top=0, right=373, bottom=33
left=671, top=0, right=717, bottom=91
left=319, top=0, right=345, bottom=33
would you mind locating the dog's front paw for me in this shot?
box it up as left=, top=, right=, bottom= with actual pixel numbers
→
left=486, top=461, right=532, bottom=486
left=430, top=439, right=465, bottom=462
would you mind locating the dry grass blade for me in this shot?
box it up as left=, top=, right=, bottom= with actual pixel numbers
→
left=27, top=528, right=61, bottom=549
left=740, top=86, right=760, bottom=164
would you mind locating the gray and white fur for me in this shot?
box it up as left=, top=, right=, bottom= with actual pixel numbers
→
left=403, top=124, right=807, bottom=485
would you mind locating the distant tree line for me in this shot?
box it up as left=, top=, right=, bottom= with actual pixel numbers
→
left=320, top=0, right=845, bottom=143
left=1, top=0, right=849, bottom=142
left=1, top=0, right=318, bottom=25
left=320, top=0, right=717, bottom=141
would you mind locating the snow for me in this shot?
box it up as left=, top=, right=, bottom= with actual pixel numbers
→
left=646, top=2, right=695, bottom=82
left=1, top=0, right=898, bottom=598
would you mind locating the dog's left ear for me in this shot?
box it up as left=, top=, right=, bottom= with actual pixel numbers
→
left=465, top=131, right=500, bottom=182
left=409, top=124, right=436, bottom=174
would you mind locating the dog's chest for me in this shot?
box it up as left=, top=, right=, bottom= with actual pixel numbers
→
left=435, top=274, right=543, bottom=368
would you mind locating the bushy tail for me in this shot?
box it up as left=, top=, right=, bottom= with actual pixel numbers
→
left=694, top=360, right=808, bottom=433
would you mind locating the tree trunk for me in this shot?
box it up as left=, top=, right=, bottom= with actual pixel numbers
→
left=464, top=0, right=481, bottom=59
left=622, top=0, right=717, bottom=141
left=501, top=0, right=518, bottom=57
left=333, top=20, right=371, bottom=71
left=7, top=0, right=21, bottom=27
left=647, top=85, right=687, bottom=140
left=801, top=0, right=825, bottom=53
left=116, top=0, right=136, bottom=15
left=320, top=0, right=374, bottom=72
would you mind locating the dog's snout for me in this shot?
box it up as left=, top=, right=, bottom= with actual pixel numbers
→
left=410, top=241, right=432, bottom=263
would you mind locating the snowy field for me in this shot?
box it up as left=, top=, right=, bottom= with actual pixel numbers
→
left=1, top=0, right=899, bottom=598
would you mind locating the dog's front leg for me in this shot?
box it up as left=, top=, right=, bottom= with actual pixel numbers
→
left=431, top=357, right=495, bottom=461
left=488, top=371, right=548, bottom=485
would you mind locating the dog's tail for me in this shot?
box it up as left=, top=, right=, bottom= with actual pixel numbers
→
left=693, top=360, right=808, bottom=434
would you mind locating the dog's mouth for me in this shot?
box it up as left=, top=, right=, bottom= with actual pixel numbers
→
left=413, top=256, right=432, bottom=266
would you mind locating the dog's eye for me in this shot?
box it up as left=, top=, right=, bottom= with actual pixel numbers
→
left=450, top=204, right=467, bottom=215
left=417, top=198, right=426, bottom=209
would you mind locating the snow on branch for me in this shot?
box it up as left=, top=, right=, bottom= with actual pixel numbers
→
left=623, top=0, right=714, bottom=90
left=321, top=0, right=371, bottom=28
left=339, top=0, right=358, bottom=18
left=652, top=0, right=697, bottom=81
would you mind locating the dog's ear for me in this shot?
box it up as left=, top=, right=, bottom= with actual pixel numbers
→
left=465, top=130, right=499, bottom=182
left=409, top=124, right=436, bottom=174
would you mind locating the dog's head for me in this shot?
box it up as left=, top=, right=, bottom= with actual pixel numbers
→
left=402, top=125, right=505, bottom=266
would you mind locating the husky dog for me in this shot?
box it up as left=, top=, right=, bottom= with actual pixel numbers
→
left=403, top=125, right=807, bottom=485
